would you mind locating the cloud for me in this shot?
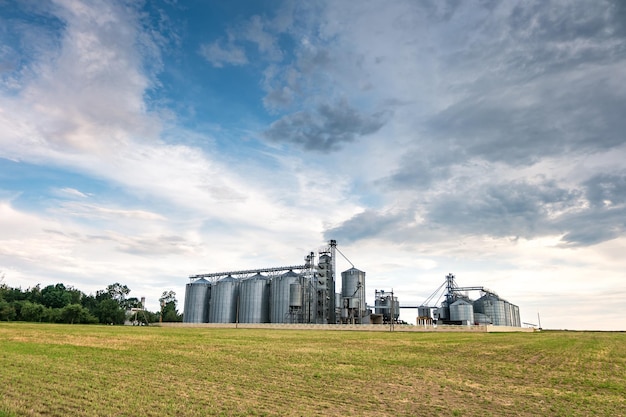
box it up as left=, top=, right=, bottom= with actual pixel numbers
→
left=263, top=98, right=388, bottom=152
left=197, top=12, right=283, bottom=68
left=0, top=0, right=160, bottom=157
left=198, top=40, right=248, bottom=67
left=55, top=187, right=89, bottom=199
left=324, top=209, right=413, bottom=243
left=56, top=201, right=166, bottom=221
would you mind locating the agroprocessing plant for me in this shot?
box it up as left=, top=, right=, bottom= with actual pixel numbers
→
left=183, top=240, right=521, bottom=327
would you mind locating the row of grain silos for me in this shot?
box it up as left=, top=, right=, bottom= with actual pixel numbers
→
left=183, top=270, right=311, bottom=324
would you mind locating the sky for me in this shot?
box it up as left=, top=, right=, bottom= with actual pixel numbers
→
left=1, top=0, right=625, bottom=331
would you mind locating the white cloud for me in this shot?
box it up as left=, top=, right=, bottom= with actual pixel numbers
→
left=198, top=41, right=248, bottom=67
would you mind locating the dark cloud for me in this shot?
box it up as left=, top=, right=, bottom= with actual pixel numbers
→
left=325, top=179, right=609, bottom=245
left=584, top=173, right=626, bottom=208
left=427, top=180, right=580, bottom=238
left=263, top=99, right=388, bottom=152
left=380, top=147, right=463, bottom=190
left=557, top=173, right=626, bottom=245
left=421, top=0, right=626, bottom=165
left=324, top=210, right=412, bottom=243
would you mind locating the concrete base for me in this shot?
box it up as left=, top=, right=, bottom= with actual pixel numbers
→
left=157, top=322, right=535, bottom=332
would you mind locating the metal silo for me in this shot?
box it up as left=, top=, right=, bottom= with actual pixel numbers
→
left=183, top=278, right=211, bottom=323
left=270, top=270, right=300, bottom=323
left=418, top=306, right=431, bottom=319
left=504, top=301, right=512, bottom=326
left=209, top=275, right=239, bottom=323
left=474, top=294, right=507, bottom=326
left=450, top=299, right=474, bottom=324
left=375, top=293, right=399, bottom=322
left=341, top=267, right=366, bottom=319
left=512, top=304, right=520, bottom=327
left=238, top=273, right=269, bottom=323
left=289, top=282, right=302, bottom=308
left=473, top=312, right=491, bottom=325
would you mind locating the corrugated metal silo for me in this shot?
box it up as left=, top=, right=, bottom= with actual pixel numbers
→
left=183, top=278, right=211, bottom=323
left=341, top=267, right=366, bottom=317
left=474, top=294, right=507, bottom=326
left=418, top=306, right=432, bottom=319
left=473, top=312, right=491, bottom=325
left=270, top=270, right=300, bottom=323
left=513, top=304, right=520, bottom=327
left=209, top=275, right=239, bottom=323
left=238, top=273, right=269, bottom=323
left=504, top=301, right=512, bottom=326
left=450, top=299, right=474, bottom=324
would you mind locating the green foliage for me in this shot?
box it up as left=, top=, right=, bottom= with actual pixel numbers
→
left=41, top=283, right=73, bottom=308
left=159, top=290, right=182, bottom=322
left=19, top=301, right=45, bottom=322
left=0, top=282, right=158, bottom=325
left=0, top=300, right=15, bottom=321
left=95, top=299, right=126, bottom=325
left=60, top=304, right=98, bottom=324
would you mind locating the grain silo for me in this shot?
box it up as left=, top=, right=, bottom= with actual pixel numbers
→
left=473, top=294, right=507, bottom=326
left=209, top=275, right=239, bottom=323
left=238, top=273, right=269, bottom=323
left=341, top=267, right=366, bottom=323
left=183, top=278, right=211, bottom=323
left=270, top=270, right=301, bottom=323
left=450, top=299, right=474, bottom=325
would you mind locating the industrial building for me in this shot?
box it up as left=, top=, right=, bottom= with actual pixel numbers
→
left=418, top=273, right=522, bottom=327
left=183, top=240, right=521, bottom=327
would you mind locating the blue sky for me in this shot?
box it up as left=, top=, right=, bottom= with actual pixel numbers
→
left=1, top=0, right=625, bottom=330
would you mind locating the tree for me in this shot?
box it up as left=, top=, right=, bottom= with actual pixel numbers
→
left=60, top=304, right=98, bottom=324
left=159, top=290, right=182, bottom=322
left=0, top=300, right=16, bottom=321
left=20, top=301, right=45, bottom=322
left=41, top=284, right=73, bottom=309
left=95, top=298, right=125, bottom=325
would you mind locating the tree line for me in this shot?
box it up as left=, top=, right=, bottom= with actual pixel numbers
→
left=0, top=281, right=182, bottom=324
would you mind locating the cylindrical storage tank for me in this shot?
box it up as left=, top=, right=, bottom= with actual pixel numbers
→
left=209, top=275, right=239, bottom=323
left=341, top=268, right=366, bottom=317
left=375, top=295, right=399, bottom=322
left=375, top=296, right=388, bottom=316
left=183, top=278, right=211, bottom=323
left=474, top=295, right=507, bottom=326
left=450, top=299, right=474, bottom=324
left=238, top=273, right=269, bottom=323
left=474, top=312, right=491, bottom=325
left=270, top=270, right=300, bottom=323
left=289, top=282, right=302, bottom=308
left=504, top=301, right=512, bottom=326
left=513, top=304, right=520, bottom=327
left=418, top=306, right=431, bottom=319
left=438, top=301, right=450, bottom=320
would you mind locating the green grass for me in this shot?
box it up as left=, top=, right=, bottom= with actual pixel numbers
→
left=0, top=323, right=624, bottom=416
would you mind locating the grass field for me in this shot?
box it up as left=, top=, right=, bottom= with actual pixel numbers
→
left=0, top=323, right=624, bottom=416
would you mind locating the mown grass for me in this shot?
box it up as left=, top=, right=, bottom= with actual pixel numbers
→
left=0, top=323, right=624, bottom=416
